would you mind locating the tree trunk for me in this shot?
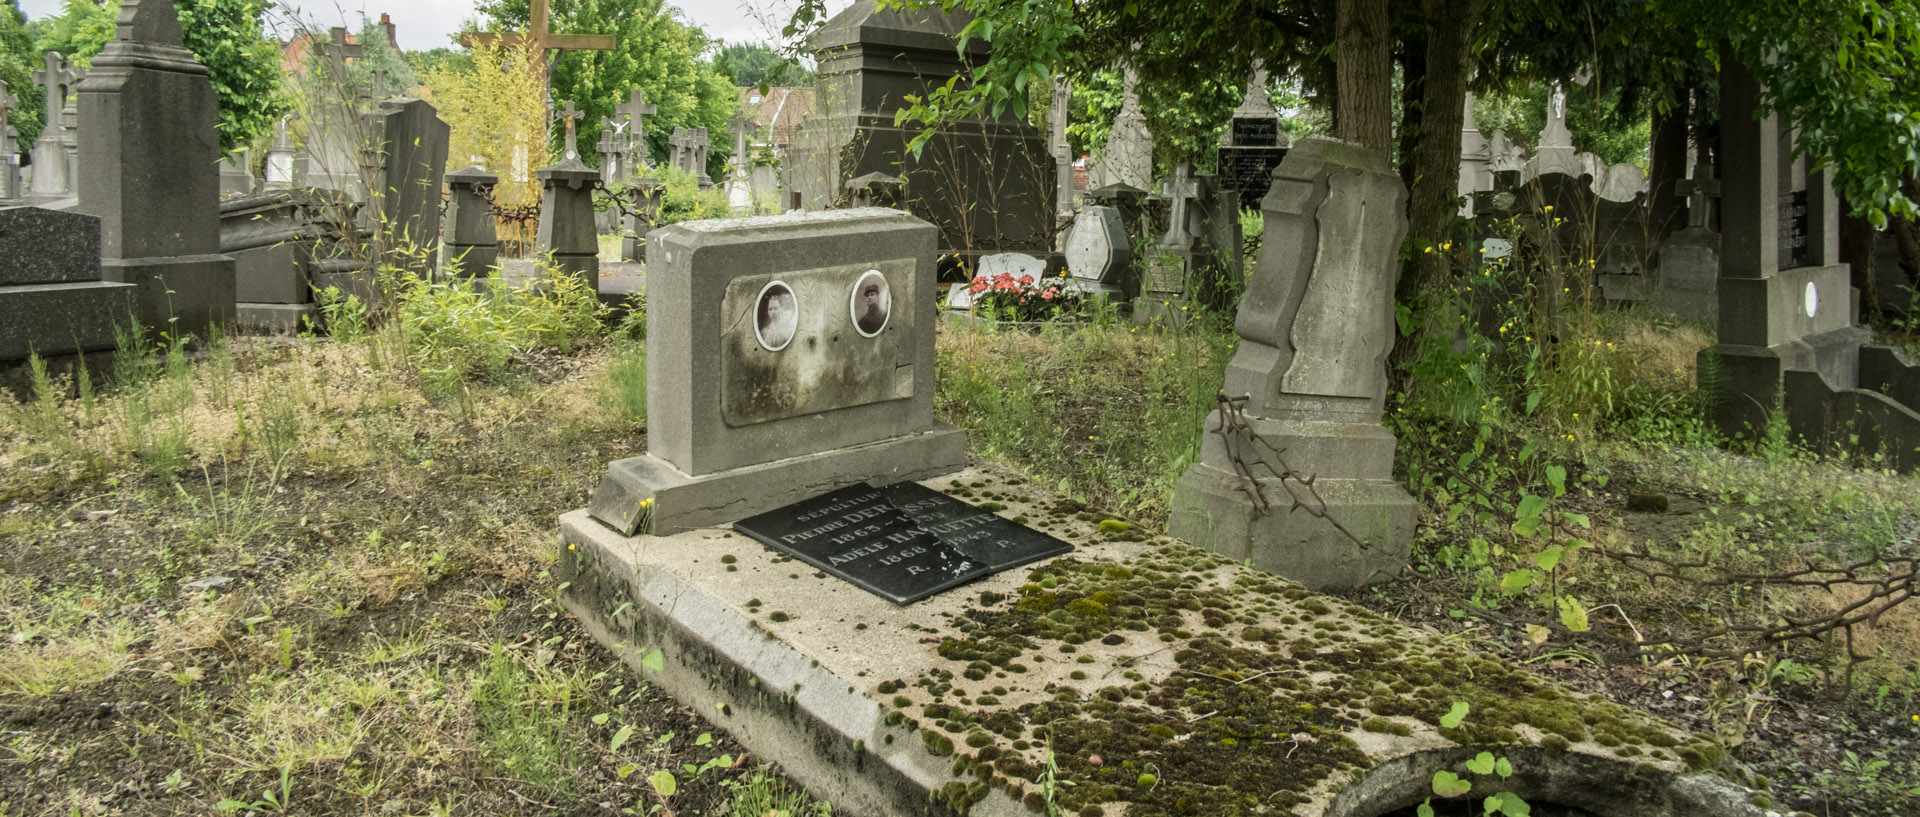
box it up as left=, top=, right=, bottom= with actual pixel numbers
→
left=1396, top=40, right=1427, bottom=192
left=1897, top=175, right=1920, bottom=297
left=1335, top=0, right=1393, bottom=152
left=1648, top=88, right=1690, bottom=242
left=1839, top=199, right=1879, bottom=318
left=1400, top=0, right=1487, bottom=298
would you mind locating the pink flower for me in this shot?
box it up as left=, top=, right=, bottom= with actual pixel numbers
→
left=1017, top=274, right=1035, bottom=285
left=969, top=279, right=988, bottom=294
left=1041, top=289, right=1055, bottom=300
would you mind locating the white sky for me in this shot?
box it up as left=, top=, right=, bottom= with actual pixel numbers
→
left=16, top=0, right=853, bottom=53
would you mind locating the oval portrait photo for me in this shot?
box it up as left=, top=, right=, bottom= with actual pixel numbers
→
left=754, top=280, right=799, bottom=352
left=850, top=269, right=891, bottom=337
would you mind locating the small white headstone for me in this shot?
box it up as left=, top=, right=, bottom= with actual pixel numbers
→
left=1482, top=237, right=1513, bottom=261
left=976, top=252, right=1048, bottom=280
left=1064, top=206, right=1131, bottom=283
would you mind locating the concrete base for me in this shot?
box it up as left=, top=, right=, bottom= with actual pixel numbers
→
left=0, top=281, right=138, bottom=360
left=588, top=423, right=968, bottom=536
left=99, top=254, right=236, bottom=339
left=557, top=467, right=1766, bottom=817
left=236, top=302, right=315, bottom=334
left=230, top=242, right=310, bottom=304
left=548, top=253, right=600, bottom=292
left=1168, top=461, right=1414, bottom=591
left=1703, top=324, right=1873, bottom=440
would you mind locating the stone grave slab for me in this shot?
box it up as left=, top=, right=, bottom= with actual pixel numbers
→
left=1064, top=205, right=1129, bottom=283
left=0, top=206, right=101, bottom=285
left=557, top=464, right=1770, bottom=817
left=734, top=483, right=990, bottom=605
left=882, top=481, right=1071, bottom=571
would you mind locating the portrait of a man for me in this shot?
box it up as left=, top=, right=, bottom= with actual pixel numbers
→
left=755, top=281, right=798, bottom=351
left=851, top=270, right=891, bottom=337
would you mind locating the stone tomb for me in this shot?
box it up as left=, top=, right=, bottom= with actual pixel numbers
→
left=587, top=208, right=967, bottom=537
left=0, top=206, right=136, bottom=392
left=557, top=465, right=1770, bottom=817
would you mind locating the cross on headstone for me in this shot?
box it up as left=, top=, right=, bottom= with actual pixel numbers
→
left=556, top=100, right=585, bottom=160
left=668, top=126, right=689, bottom=171
left=615, top=88, right=657, bottom=163
left=460, top=0, right=614, bottom=96
left=0, top=79, right=16, bottom=126
left=1160, top=162, right=1198, bottom=248
left=316, top=27, right=363, bottom=85
left=596, top=121, right=620, bottom=183
left=32, top=52, right=75, bottom=124
left=1676, top=166, right=1721, bottom=230
left=371, top=67, right=389, bottom=99
left=728, top=112, right=753, bottom=170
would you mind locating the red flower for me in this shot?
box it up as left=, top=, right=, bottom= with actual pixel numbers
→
left=1017, top=274, right=1035, bottom=285
left=969, top=279, right=988, bottom=294
left=1041, top=289, right=1055, bottom=300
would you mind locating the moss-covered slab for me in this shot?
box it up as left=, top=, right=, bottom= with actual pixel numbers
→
left=557, top=466, right=1775, bottom=817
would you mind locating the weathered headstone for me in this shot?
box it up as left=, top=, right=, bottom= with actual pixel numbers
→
left=535, top=102, right=601, bottom=290
left=75, top=0, right=236, bottom=335
left=1527, top=82, right=1583, bottom=180
left=1090, top=64, right=1151, bottom=192
left=221, top=190, right=326, bottom=331
left=619, top=174, right=662, bottom=262
left=1169, top=137, right=1414, bottom=590
left=444, top=165, right=501, bottom=283
left=1215, top=62, right=1289, bottom=211
left=1649, top=167, right=1722, bottom=321
left=1048, top=74, right=1073, bottom=222
left=727, top=113, right=754, bottom=212
left=615, top=88, right=656, bottom=166
left=264, top=117, right=304, bottom=189
left=692, top=126, right=714, bottom=189
left=1458, top=92, right=1491, bottom=215
left=787, top=0, right=1053, bottom=274
left=219, top=150, right=255, bottom=197
left=1064, top=205, right=1130, bottom=290
left=587, top=208, right=966, bottom=537
left=0, top=80, right=20, bottom=203
left=368, top=97, right=450, bottom=276
left=302, top=27, right=366, bottom=195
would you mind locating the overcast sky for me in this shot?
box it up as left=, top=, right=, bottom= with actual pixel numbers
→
left=15, top=0, right=853, bottom=53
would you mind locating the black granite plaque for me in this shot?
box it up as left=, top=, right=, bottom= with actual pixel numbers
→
left=1779, top=189, right=1810, bottom=269
left=1217, top=146, right=1289, bottom=210
left=733, top=484, right=990, bottom=605
left=1229, top=118, right=1281, bottom=147
left=882, top=482, right=1074, bottom=571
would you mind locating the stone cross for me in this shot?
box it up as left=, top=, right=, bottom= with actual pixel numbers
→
left=597, top=120, right=620, bottom=183
left=1160, top=162, right=1198, bottom=248
left=616, top=88, right=656, bottom=153
left=1675, top=166, right=1721, bottom=230
left=728, top=112, right=753, bottom=174
left=32, top=52, right=75, bottom=126
left=668, top=126, right=689, bottom=172
left=1049, top=74, right=1072, bottom=219
left=371, top=66, right=389, bottom=99
left=317, top=27, right=363, bottom=85
left=0, top=79, right=16, bottom=201
left=555, top=100, right=584, bottom=160
left=459, top=0, right=614, bottom=96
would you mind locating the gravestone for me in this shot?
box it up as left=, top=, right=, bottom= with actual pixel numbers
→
left=727, top=113, right=753, bottom=212
left=264, top=117, right=305, bottom=189
left=1651, top=167, right=1722, bottom=321
left=28, top=52, right=76, bottom=203
left=302, top=27, right=366, bottom=195
left=1458, top=92, right=1492, bottom=215
left=615, top=88, right=657, bottom=167
left=368, top=97, right=450, bottom=277
left=536, top=102, right=601, bottom=290
left=692, top=126, right=714, bottom=188
left=1063, top=204, right=1130, bottom=297
left=0, top=207, right=137, bottom=391
left=620, top=174, right=663, bottom=262
left=1048, top=74, right=1073, bottom=221
left=1090, top=64, right=1151, bottom=192
left=444, top=165, right=501, bottom=283
left=0, top=80, right=20, bottom=203
left=1526, top=83, right=1583, bottom=180
left=1169, top=137, right=1414, bottom=590
left=787, top=0, right=1053, bottom=275
left=1215, top=62, right=1289, bottom=211
left=219, top=151, right=256, bottom=197
left=586, top=208, right=967, bottom=537
left=1705, top=51, right=1871, bottom=439
left=75, top=0, right=236, bottom=336
left=1142, top=165, right=1239, bottom=320
left=221, top=189, right=334, bottom=331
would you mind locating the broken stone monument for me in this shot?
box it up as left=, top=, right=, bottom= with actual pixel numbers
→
left=1169, top=137, right=1415, bottom=591
left=0, top=207, right=137, bottom=393
left=220, top=190, right=330, bottom=331
left=75, top=0, right=236, bottom=337
left=584, top=208, right=967, bottom=537
left=787, top=0, right=1053, bottom=274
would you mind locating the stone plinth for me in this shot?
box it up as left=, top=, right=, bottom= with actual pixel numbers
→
left=0, top=206, right=136, bottom=375
left=74, top=0, right=234, bottom=336
left=444, top=166, right=500, bottom=282
left=586, top=208, right=966, bottom=537
left=535, top=158, right=601, bottom=291
left=1169, top=138, right=1413, bottom=591
left=370, top=99, right=450, bottom=277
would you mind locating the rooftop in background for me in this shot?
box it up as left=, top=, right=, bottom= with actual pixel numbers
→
left=281, top=13, right=401, bottom=74
left=737, top=86, right=815, bottom=150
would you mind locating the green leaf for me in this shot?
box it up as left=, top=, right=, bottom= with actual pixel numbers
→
left=1515, top=494, right=1549, bottom=519
left=1489, top=791, right=1532, bottom=816
left=1440, top=701, right=1470, bottom=729
left=216, top=801, right=251, bottom=812
left=1418, top=802, right=1437, bottom=817
left=1495, top=757, right=1513, bottom=778
left=617, top=762, right=638, bottom=779
left=1557, top=597, right=1590, bottom=632
left=649, top=770, right=678, bottom=798
left=592, top=712, right=611, bottom=726
left=640, top=648, right=664, bottom=672
left=1545, top=465, right=1567, bottom=497
left=611, top=725, right=635, bottom=753
left=1466, top=751, right=1497, bottom=775
left=1432, top=770, right=1472, bottom=797
left=695, top=732, right=713, bottom=747
left=1535, top=546, right=1564, bottom=572
left=1499, top=569, right=1537, bottom=592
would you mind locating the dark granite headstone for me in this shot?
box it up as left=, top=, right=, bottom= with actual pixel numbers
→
left=0, top=207, right=101, bottom=285
left=734, top=484, right=990, bottom=605
left=1779, top=189, right=1809, bottom=269
left=1217, top=146, right=1287, bottom=211
left=882, top=482, right=1073, bottom=571
left=1230, top=118, right=1280, bottom=147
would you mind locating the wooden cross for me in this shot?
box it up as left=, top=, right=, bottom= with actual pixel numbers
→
left=555, top=100, right=585, bottom=160
left=460, top=0, right=614, bottom=93
left=1676, top=166, right=1721, bottom=230
left=31, top=52, right=74, bottom=127
left=317, top=27, right=363, bottom=85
